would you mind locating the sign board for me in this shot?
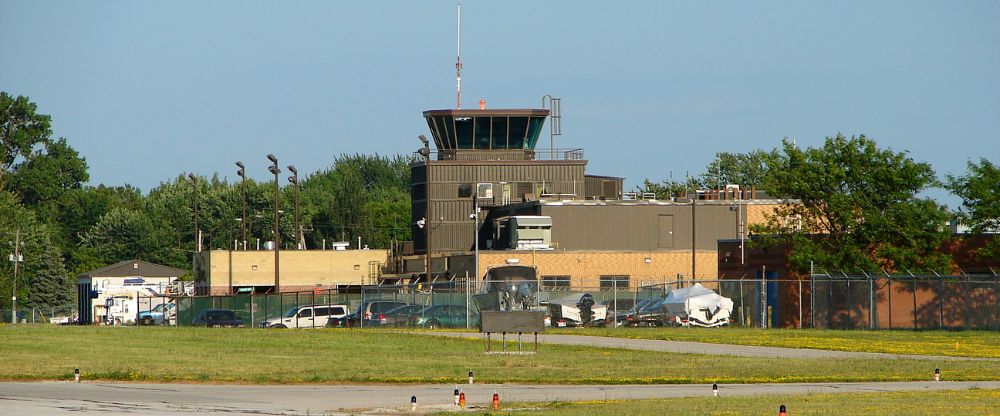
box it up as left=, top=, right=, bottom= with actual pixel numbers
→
left=235, top=287, right=253, bottom=294
left=480, top=311, right=545, bottom=333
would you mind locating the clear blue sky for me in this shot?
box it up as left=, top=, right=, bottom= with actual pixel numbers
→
left=2, top=1, right=998, bottom=208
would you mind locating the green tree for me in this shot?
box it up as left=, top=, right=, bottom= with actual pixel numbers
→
left=752, top=134, right=951, bottom=273
left=0, top=191, right=73, bottom=309
left=302, top=154, right=411, bottom=248
left=8, top=137, right=89, bottom=220
left=78, top=207, right=185, bottom=270
left=701, top=149, right=781, bottom=189
left=634, top=177, right=701, bottom=199
left=0, top=92, right=52, bottom=188
left=947, top=158, right=1000, bottom=260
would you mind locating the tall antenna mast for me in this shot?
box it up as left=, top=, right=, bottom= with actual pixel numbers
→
left=455, top=2, right=462, bottom=109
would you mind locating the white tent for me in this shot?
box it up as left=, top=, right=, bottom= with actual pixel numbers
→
left=662, top=283, right=734, bottom=327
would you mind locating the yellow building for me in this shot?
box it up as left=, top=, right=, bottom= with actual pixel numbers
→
left=196, top=249, right=389, bottom=295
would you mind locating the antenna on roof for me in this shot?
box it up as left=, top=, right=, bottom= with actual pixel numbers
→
left=456, top=2, right=463, bottom=109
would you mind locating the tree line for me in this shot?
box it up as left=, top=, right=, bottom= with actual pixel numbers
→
left=637, top=135, right=998, bottom=275
left=1, top=92, right=414, bottom=310
left=2, top=91, right=997, bottom=309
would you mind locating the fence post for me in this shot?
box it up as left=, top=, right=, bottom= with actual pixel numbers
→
left=887, top=277, right=892, bottom=329
left=760, top=266, right=767, bottom=329
left=798, top=280, right=803, bottom=329
left=810, top=276, right=815, bottom=328
left=739, top=279, right=745, bottom=327
left=465, top=271, right=471, bottom=330
left=912, top=278, right=918, bottom=329
left=869, top=275, right=875, bottom=330
left=844, top=276, right=854, bottom=329
left=938, top=278, right=944, bottom=329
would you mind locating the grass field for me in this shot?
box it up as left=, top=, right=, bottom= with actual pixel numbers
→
left=555, top=327, right=1000, bottom=358
left=1, top=325, right=998, bottom=384
left=430, top=389, right=1000, bottom=415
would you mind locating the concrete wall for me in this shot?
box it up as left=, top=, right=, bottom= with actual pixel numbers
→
left=200, top=249, right=389, bottom=295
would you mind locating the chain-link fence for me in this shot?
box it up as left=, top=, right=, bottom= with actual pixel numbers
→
left=0, top=306, right=77, bottom=324
left=810, top=274, right=1000, bottom=330
left=161, top=282, right=653, bottom=329
left=56, top=273, right=1000, bottom=330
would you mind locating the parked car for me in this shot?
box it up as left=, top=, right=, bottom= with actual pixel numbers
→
left=623, top=297, right=668, bottom=327
left=410, top=304, right=479, bottom=329
left=327, top=300, right=410, bottom=328
left=380, top=304, right=424, bottom=327
left=192, top=309, right=245, bottom=328
left=138, top=302, right=176, bottom=326
left=260, top=304, right=349, bottom=328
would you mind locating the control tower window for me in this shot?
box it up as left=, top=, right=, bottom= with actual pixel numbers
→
left=526, top=116, right=545, bottom=149
left=508, top=117, right=528, bottom=149
left=491, top=117, right=509, bottom=149
left=474, top=117, right=492, bottom=149
left=455, top=116, right=474, bottom=149
left=435, top=116, right=454, bottom=149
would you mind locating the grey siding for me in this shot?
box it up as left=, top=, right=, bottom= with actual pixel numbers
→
left=539, top=204, right=741, bottom=251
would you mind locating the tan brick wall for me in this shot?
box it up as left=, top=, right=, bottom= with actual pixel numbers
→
left=474, top=250, right=717, bottom=289
left=201, top=249, right=389, bottom=294
left=745, top=202, right=784, bottom=227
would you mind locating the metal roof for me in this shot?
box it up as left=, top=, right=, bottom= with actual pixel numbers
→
left=78, top=260, right=186, bottom=279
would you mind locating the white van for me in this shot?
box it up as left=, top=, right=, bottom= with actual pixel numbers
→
left=260, top=304, right=349, bottom=328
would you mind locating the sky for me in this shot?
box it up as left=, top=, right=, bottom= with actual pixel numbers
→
left=2, top=1, right=998, bottom=209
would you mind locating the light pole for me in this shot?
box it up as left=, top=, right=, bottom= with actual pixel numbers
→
left=287, top=165, right=300, bottom=250
left=417, top=135, right=432, bottom=283
left=188, top=173, right=199, bottom=252
left=236, top=161, right=247, bottom=248
left=9, top=230, right=23, bottom=324
left=470, top=192, right=479, bottom=284
left=267, top=154, right=281, bottom=292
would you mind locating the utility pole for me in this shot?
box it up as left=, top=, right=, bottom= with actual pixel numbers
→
left=9, top=230, right=23, bottom=324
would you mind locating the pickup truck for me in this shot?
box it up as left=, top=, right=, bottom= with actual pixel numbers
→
left=138, top=303, right=175, bottom=326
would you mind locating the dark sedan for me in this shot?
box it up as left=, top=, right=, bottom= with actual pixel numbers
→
left=192, top=309, right=245, bottom=328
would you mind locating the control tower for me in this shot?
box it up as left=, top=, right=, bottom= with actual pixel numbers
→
left=411, top=107, right=621, bottom=261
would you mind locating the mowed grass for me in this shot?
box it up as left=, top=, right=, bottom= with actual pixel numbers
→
left=435, top=389, right=1000, bottom=416
left=1, top=325, right=998, bottom=384
left=555, top=327, right=1000, bottom=358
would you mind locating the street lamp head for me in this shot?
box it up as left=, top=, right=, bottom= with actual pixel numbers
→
left=267, top=153, right=278, bottom=164
left=235, top=161, right=245, bottom=169
left=188, top=173, right=196, bottom=180
left=418, top=135, right=429, bottom=146
left=417, top=147, right=430, bottom=158
left=287, top=176, right=297, bottom=184
left=268, top=165, right=281, bottom=175
left=287, top=165, right=297, bottom=175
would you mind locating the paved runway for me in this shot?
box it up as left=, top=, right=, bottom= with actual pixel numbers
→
left=423, top=331, right=998, bottom=361
left=2, top=381, right=998, bottom=415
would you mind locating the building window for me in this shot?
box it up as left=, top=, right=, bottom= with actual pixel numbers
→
left=541, top=275, right=571, bottom=290
left=600, top=275, right=629, bottom=291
